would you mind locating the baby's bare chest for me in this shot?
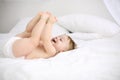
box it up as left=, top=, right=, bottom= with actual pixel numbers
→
left=30, top=46, right=49, bottom=58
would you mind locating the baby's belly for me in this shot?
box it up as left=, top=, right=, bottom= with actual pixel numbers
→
left=31, top=47, right=50, bottom=58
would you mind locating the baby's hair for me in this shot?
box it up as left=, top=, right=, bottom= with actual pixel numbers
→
left=67, top=36, right=76, bottom=51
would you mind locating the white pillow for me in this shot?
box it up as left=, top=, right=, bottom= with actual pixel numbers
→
left=52, top=23, right=69, bottom=37
left=10, top=17, right=69, bottom=37
left=10, top=17, right=32, bottom=35
left=57, top=14, right=120, bottom=37
left=66, top=32, right=103, bottom=48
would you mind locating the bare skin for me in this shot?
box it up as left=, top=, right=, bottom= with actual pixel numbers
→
left=12, top=12, right=57, bottom=59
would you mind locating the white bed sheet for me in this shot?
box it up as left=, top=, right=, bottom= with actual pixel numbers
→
left=0, top=7, right=120, bottom=79
left=0, top=32, right=120, bottom=80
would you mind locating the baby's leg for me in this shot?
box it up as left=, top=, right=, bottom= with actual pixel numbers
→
left=25, top=12, right=42, bottom=33
left=16, top=16, right=41, bottom=38
left=15, top=12, right=42, bottom=38
left=12, top=38, right=37, bottom=57
left=16, top=31, right=31, bottom=38
left=12, top=12, right=49, bottom=58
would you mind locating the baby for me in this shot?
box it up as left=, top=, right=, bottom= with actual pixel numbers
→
left=3, top=12, right=75, bottom=59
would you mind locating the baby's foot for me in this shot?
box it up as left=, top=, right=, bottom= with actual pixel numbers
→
left=40, top=12, right=49, bottom=21
left=47, top=13, right=57, bottom=24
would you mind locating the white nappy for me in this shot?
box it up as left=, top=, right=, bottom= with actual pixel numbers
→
left=3, top=37, right=21, bottom=58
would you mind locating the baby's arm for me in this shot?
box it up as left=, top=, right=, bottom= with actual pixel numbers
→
left=41, top=13, right=56, bottom=56
left=30, top=12, right=49, bottom=46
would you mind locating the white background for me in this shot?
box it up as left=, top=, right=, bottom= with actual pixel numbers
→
left=0, top=0, right=114, bottom=33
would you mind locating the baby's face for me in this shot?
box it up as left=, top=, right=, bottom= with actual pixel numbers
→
left=51, top=34, right=70, bottom=52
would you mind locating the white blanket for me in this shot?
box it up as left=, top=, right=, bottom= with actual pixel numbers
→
left=0, top=33, right=120, bottom=80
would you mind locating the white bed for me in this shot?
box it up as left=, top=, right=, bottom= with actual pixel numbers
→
left=0, top=0, right=120, bottom=80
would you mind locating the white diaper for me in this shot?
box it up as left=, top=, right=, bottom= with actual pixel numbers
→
left=3, top=37, right=21, bottom=58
